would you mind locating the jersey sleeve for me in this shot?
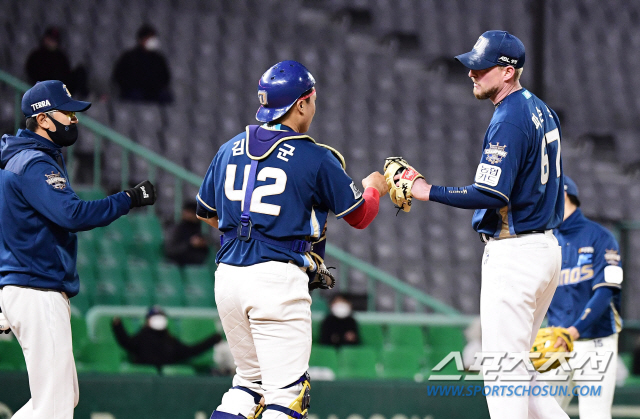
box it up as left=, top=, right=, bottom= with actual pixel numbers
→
left=21, top=160, right=130, bottom=232
left=315, top=151, right=364, bottom=219
left=473, top=122, right=528, bottom=202
left=591, top=230, right=623, bottom=291
left=196, top=155, right=218, bottom=218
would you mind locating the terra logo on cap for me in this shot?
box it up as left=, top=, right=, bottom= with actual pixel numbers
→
left=22, top=80, right=91, bottom=118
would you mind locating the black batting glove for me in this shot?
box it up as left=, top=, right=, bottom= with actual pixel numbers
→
left=125, top=180, right=157, bottom=208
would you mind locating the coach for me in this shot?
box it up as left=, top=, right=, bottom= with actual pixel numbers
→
left=0, top=80, right=156, bottom=419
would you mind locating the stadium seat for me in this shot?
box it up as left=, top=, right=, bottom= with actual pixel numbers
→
left=93, top=316, right=119, bottom=346
left=426, top=326, right=466, bottom=354
left=309, top=345, right=339, bottom=372
left=359, top=324, right=385, bottom=350
left=155, top=264, right=185, bottom=307
left=94, top=264, right=126, bottom=305
left=71, top=314, right=89, bottom=357
left=102, top=216, right=134, bottom=246
left=337, top=346, right=379, bottom=379
left=183, top=266, right=215, bottom=307
left=131, top=214, right=164, bottom=262
left=310, top=293, right=329, bottom=313
left=80, top=341, right=122, bottom=373
left=119, top=362, right=158, bottom=375
left=179, top=317, right=217, bottom=371
left=74, top=187, right=107, bottom=201
left=96, top=238, right=128, bottom=268
left=387, top=324, right=426, bottom=351
left=0, top=339, right=26, bottom=371
left=381, top=347, right=423, bottom=379
left=124, top=260, right=155, bottom=306
left=312, top=320, right=322, bottom=344
left=162, top=364, right=197, bottom=376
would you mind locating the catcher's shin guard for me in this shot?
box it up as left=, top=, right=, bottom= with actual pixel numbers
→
left=215, top=385, right=265, bottom=419
left=263, top=373, right=311, bottom=419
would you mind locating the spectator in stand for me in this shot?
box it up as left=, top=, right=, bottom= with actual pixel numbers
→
left=25, top=27, right=89, bottom=98
left=165, top=201, right=210, bottom=266
left=112, top=306, right=221, bottom=370
left=320, top=294, right=361, bottom=347
left=112, top=24, right=173, bottom=104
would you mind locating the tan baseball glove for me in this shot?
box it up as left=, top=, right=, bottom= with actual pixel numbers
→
left=530, top=327, right=574, bottom=371
left=383, top=157, right=424, bottom=213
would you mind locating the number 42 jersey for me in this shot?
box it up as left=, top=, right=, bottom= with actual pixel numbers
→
left=197, top=125, right=364, bottom=268
left=472, top=89, right=565, bottom=237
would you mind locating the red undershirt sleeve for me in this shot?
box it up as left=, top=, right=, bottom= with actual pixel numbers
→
left=343, top=187, right=379, bottom=229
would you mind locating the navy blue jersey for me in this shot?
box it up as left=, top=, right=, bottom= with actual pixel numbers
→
left=471, top=89, right=564, bottom=236
left=0, top=129, right=131, bottom=296
left=197, top=125, right=363, bottom=268
left=547, top=209, right=623, bottom=338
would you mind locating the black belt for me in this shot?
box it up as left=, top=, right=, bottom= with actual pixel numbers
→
left=479, top=230, right=547, bottom=243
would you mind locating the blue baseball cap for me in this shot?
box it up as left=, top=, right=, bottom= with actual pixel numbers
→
left=256, top=61, right=315, bottom=123
left=455, top=30, right=525, bottom=71
left=564, top=176, right=579, bottom=198
left=22, top=80, right=91, bottom=118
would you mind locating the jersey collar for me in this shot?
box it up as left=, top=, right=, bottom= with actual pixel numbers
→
left=558, top=208, right=587, bottom=234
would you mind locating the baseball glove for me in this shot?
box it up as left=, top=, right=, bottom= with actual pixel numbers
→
left=530, top=327, right=574, bottom=371
left=383, top=157, right=424, bottom=213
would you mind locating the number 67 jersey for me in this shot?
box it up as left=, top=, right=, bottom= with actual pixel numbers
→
left=472, top=89, right=565, bottom=237
left=197, top=124, right=364, bottom=268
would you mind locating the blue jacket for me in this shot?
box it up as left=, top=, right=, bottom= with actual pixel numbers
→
left=0, top=129, right=131, bottom=297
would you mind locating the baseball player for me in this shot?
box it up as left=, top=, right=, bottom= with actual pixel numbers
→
left=0, top=80, right=156, bottom=419
left=545, top=176, right=622, bottom=418
left=197, top=60, right=388, bottom=419
left=384, top=31, right=566, bottom=419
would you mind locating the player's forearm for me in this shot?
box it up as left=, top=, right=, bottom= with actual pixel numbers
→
left=197, top=215, right=219, bottom=229
left=428, top=184, right=507, bottom=209
left=571, top=287, right=615, bottom=336
left=343, top=187, right=379, bottom=229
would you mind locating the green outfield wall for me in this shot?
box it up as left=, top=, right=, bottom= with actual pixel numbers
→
left=4, top=372, right=640, bottom=419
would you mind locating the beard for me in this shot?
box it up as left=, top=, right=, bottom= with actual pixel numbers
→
left=473, top=84, right=499, bottom=100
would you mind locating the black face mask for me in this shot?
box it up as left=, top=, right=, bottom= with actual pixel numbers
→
left=45, top=115, right=78, bottom=147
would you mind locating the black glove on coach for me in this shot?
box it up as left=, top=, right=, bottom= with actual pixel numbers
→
left=125, top=180, right=157, bottom=208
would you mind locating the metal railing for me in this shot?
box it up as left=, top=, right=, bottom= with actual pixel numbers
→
left=0, top=69, right=461, bottom=315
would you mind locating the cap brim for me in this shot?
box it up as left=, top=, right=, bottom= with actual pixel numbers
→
left=455, top=52, right=497, bottom=70
left=56, top=99, right=92, bottom=113
left=255, top=104, right=293, bottom=123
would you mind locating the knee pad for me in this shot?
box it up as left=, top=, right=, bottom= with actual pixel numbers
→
left=264, top=373, right=311, bottom=419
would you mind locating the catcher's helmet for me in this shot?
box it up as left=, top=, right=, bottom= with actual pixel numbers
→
left=256, top=60, right=315, bottom=123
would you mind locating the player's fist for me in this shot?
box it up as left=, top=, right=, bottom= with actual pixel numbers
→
left=0, top=307, right=11, bottom=334
left=362, top=172, right=389, bottom=197
left=125, top=180, right=157, bottom=208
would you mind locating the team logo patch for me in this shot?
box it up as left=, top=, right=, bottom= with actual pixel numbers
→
left=349, top=182, right=362, bottom=199
left=63, top=84, right=72, bottom=97
left=604, top=249, right=620, bottom=266
left=258, top=90, right=268, bottom=105
left=45, top=171, right=66, bottom=190
left=578, top=247, right=594, bottom=254
left=475, top=163, right=501, bottom=187
left=484, top=143, right=508, bottom=164
left=401, top=168, right=420, bottom=181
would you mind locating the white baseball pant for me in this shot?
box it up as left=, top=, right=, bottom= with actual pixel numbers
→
left=0, top=285, right=79, bottom=419
left=213, top=261, right=312, bottom=419
left=480, top=231, right=568, bottom=419
left=546, top=333, right=618, bottom=419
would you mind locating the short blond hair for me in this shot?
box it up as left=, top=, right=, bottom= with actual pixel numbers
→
left=514, top=67, right=523, bottom=81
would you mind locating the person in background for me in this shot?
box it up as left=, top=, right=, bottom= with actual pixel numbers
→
left=112, top=24, right=172, bottom=104
left=320, top=294, right=361, bottom=347
left=165, top=201, right=210, bottom=266
left=25, top=27, right=89, bottom=97
left=112, top=306, right=221, bottom=370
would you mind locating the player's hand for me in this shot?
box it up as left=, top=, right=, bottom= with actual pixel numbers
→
left=125, top=180, right=157, bottom=208
left=0, top=307, right=11, bottom=334
left=410, top=178, right=431, bottom=201
left=553, top=327, right=578, bottom=349
left=362, top=172, right=389, bottom=197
